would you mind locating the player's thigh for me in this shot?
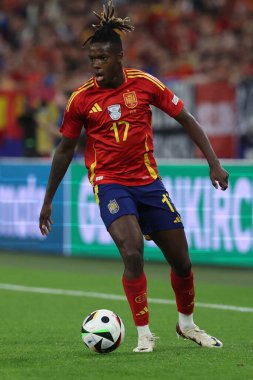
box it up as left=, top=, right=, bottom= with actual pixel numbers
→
left=98, top=183, right=139, bottom=230
left=150, top=229, right=191, bottom=276
left=98, top=184, right=143, bottom=260
left=108, top=214, right=144, bottom=257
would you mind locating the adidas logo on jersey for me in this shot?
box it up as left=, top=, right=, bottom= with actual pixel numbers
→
left=89, top=103, right=102, bottom=113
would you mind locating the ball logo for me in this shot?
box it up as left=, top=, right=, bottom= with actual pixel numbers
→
left=134, top=293, right=147, bottom=303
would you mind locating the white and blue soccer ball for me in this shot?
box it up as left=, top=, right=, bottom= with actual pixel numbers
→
left=81, top=309, right=125, bottom=353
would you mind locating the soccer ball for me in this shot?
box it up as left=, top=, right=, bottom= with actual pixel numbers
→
left=81, top=309, right=125, bottom=353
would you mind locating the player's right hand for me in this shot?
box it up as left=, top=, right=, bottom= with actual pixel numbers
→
left=209, top=163, right=229, bottom=191
left=39, top=203, right=53, bottom=236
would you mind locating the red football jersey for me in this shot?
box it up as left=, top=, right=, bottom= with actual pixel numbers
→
left=60, top=68, right=184, bottom=187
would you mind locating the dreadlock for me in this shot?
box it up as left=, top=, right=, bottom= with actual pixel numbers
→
left=83, top=0, right=134, bottom=51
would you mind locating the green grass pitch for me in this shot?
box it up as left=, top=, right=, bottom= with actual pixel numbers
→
left=0, top=251, right=253, bottom=380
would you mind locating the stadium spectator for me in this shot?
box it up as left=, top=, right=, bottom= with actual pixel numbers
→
left=0, top=0, right=253, bottom=158
left=35, top=99, right=61, bottom=157
left=17, top=104, right=38, bottom=157
left=0, top=0, right=253, bottom=91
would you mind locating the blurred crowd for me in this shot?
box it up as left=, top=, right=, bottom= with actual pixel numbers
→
left=1, top=0, right=253, bottom=95
left=0, top=0, right=253, bottom=157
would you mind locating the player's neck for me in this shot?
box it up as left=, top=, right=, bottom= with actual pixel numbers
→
left=104, top=67, right=125, bottom=89
left=113, top=69, right=125, bottom=88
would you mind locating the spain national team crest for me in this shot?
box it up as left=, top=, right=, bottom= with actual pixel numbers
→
left=108, top=199, right=120, bottom=214
left=107, top=104, right=121, bottom=120
left=123, top=91, right=138, bottom=109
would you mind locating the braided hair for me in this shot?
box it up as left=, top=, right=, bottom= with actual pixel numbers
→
left=83, top=0, right=134, bottom=51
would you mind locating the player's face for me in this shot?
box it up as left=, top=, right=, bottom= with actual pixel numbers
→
left=88, top=42, right=123, bottom=88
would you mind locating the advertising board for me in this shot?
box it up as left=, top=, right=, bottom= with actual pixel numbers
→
left=69, top=162, right=253, bottom=267
left=0, top=161, right=64, bottom=253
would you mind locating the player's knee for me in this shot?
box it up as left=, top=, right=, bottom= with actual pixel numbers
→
left=172, top=261, right=192, bottom=277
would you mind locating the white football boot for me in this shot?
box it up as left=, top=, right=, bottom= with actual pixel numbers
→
left=133, top=333, right=158, bottom=353
left=176, top=323, right=223, bottom=348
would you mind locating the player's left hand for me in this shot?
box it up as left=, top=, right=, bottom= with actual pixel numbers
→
left=209, top=163, right=229, bottom=191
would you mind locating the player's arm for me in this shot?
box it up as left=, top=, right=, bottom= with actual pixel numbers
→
left=39, top=136, right=78, bottom=236
left=175, top=107, right=229, bottom=191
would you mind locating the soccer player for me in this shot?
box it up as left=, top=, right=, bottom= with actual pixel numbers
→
left=39, top=1, right=228, bottom=352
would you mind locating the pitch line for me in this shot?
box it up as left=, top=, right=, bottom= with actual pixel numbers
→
left=0, top=283, right=253, bottom=313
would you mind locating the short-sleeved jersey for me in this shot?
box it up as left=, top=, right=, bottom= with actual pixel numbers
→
left=60, top=68, right=184, bottom=187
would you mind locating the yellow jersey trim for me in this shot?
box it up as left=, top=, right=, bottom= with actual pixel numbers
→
left=77, top=78, right=93, bottom=90
left=89, top=145, right=99, bottom=204
left=144, top=135, right=158, bottom=180
left=126, top=69, right=165, bottom=87
left=126, top=69, right=165, bottom=91
left=66, top=82, right=94, bottom=112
